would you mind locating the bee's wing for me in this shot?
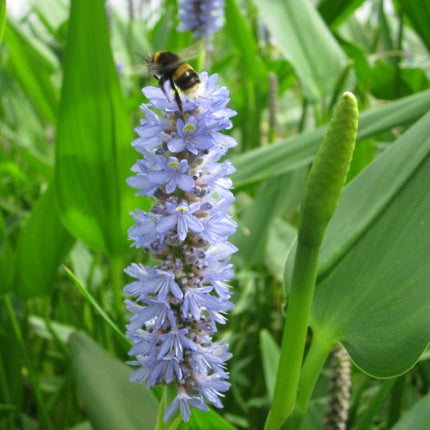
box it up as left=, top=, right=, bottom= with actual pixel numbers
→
left=175, top=41, right=204, bottom=63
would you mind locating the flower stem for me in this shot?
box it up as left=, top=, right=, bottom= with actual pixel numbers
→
left=265, top=93, right=358, bottom=430
left=265, top=244, right=320, bottom=429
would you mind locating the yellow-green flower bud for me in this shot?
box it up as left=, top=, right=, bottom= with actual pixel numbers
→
left=299, top=92, right=358, bottom=247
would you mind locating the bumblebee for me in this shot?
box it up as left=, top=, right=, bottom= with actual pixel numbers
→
left=147, top=51, right=204, bottom=114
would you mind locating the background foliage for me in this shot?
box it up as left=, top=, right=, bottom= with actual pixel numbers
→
left=1, top=0, right=430, bottom=429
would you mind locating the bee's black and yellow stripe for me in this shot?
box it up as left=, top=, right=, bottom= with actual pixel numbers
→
left=149, top=51, right=202, bottom=114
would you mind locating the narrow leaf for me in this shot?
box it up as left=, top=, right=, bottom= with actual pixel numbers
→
left=254, top=0, right=351, bottom=101
left=232, top=89, right=430, bottom=187
left=318, top=0, right=366, bottom=27
left=260, top=329, right=280, bottom=401
left=4, top=19, right=58, bottom=123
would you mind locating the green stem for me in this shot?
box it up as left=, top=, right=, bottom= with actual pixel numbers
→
left=296, top=333, right=333, bottom=414
left=265, top=93, right=358, bottom=430
left=265, top=243, right=320, bottom=430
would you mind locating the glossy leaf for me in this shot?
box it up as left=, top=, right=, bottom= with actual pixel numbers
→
left=311, top=112, right=430, bottom=377
left=254, top=0, right=351, bottom=101
left=69, top=331, right=159, bottom=430
left=16, top=185, right=75, bottom=298
left=55, top=0, right=135, bottom=256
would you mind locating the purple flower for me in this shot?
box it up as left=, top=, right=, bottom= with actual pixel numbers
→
left=124, top=72, right=237, bottom=422
left=148, top=157, right=194, bottom=193
left=156, top=201, right=204, bottom=242
left=164, top=388, right=209, bottom=422
left=178, top=0, right=225, bottom=39
left=168, top=116, right=215, bottom=154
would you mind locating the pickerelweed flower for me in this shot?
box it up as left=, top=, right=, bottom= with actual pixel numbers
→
left=178, top=0, right=225, bottom=38
left=124, top=71, right=237, bottom=423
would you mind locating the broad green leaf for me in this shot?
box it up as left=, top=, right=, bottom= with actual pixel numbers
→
left=69, top=331, right=158, bottom=430
left=16, top=184, right=75, bottom=298
left=232, top=89, right=430, bottom=187
left=260, top=329, right=280, bottom=402
left=391, top=391, right=430, bottom=430
left=4, top=19, right=59, bottom=124
left=55, top=0, right=135, bottom=256
left=398, top=0, right=430, bottom=52
left=311, top=113, right=430, bottom=377
left=254, top=0, right=352, bottom=101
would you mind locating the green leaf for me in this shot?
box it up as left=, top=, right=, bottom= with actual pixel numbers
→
left=266, top=217, right=298, bottom=281
left=224, top=0, right=265, bottom=81
left=318, top=111, right=430, bottom=280
left=260, top=329, right=280, bottom=402
left=391, top=391, right=430, bottom=430
left=233, top=171, right=304, bottom=266
left=31, top=0, right=69, bottom=37
left=16, top=184, right=75, bottom=298
left=254, top=0, right=352, bottom=101
left=317, top=0, right=366, bottom=27
left=311, top=112, right=430, bottom=378
left=4, top=19, right=59, bottom=123
left=231, top=89, right=430, bottom=187
left=398, top=0, right=430, bottom=52
left=0, top=0, right=5, bottom=45
left=69, top=331, right=159, bottom=430
left=188, top=409, right=237, bottom=430
left=63, top=266, right=129, bottom=350
left=55, top=0, right=135, bottom=256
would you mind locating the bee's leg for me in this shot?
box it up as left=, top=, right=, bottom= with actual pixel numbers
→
left=158, top=75, right=170, bottom=101
left=169, top=77, right=184, bottom=116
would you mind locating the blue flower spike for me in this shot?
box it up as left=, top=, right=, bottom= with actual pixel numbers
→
left=124, top=72, right=237, bottom=423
